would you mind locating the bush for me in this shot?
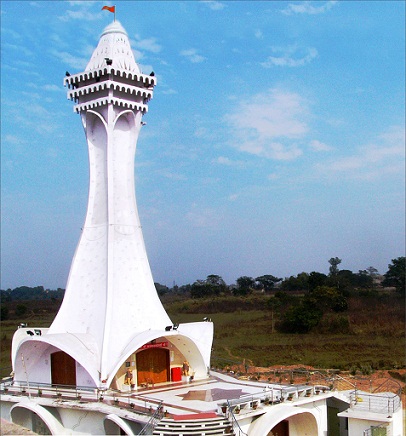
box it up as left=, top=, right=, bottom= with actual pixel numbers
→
left=0, top=306, right=9, bottom=320
left=15, top=304, right=28, bottom=316
left=277, top=304, right=323, bottom=333
left=316, top=314, right=352, bottom=334
left=360, top=364, right=373, bottom=375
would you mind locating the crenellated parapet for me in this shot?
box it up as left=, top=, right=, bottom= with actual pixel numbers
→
left=64, top=67, right=156, bottom=113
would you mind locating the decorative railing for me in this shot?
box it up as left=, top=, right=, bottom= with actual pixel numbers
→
left=1, top=379, right=163, bottom=416
left=1, top=380, right=97, bottom=401
left=332, top=373, right=357, bottom=391
left=350, top=390, right=401, bottom=414
left=138, top=400, right=164, bottom=435
left=373, top=378, right=402, bottom=396
left=226, top=400, right=248, bottom=436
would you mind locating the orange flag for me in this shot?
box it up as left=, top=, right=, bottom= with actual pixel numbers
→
left=102, top=5, right=115, bottom=13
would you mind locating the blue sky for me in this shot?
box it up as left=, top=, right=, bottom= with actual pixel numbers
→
left=1, top=1, right=405, bottom=289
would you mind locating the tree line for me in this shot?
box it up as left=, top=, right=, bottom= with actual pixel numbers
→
left=1, top=257, right=404, bottom=303
left=156, top=256, right=405, bottom=298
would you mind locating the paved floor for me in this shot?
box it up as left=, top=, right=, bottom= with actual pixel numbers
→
left=133, top=371, right=283, bottom=415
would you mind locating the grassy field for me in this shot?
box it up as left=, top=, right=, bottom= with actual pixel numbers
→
left=166, top=293, right=405, bottom=371
left=167, top=309, right=405, bottom=371
left=1, top=292, right=405, bottom=376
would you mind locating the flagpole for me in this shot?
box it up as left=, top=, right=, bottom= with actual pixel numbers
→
left=114, top=5, right=116, bottom=22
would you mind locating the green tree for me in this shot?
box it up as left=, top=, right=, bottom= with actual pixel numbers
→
left=382, top=257, right=405, bottom=295
left=15, top=304, right=28, bottom=316
left=206, top=275, right=227, bottom=293
left=366, top=266, right=379, bottom=277
left=281, top=272, right=309, bottom=291
left=328, top=257, right=342, bottom=276
left=190, top=275, right=226, bottom=298
left=155, top=282, right=169, bottom=296
left=1, top=306, right=9, bottom=320
left=278, top=303, right=323, bottom=333
left=190, top=280, right=210, bottom=298
left=306, top=286, right=348, bottom=312
left=354, top=270, right=374, bottom=289
left=234, top=276, right=254, bottom=296
left=255, top=275, right=282, bottom=292
left=308, top=271, right=328, bottom=292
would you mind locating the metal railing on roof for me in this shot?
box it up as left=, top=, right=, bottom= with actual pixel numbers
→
left=138, top=401, right=164, bottom=435
left=226, top=400, right=248, bottom=436
left=1, top=379, right=164, bottom=416
left=350, top=390, right=401, bottom=414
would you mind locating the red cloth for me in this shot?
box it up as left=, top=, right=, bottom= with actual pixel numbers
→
left=102, top=6, right=115, bottom=13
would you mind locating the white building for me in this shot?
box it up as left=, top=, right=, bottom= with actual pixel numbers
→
left=1, top=18, right=403, bottom=436
left=11, top=19, right=213, bottom=393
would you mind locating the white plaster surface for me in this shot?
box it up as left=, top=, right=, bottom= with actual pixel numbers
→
left=12, top=20, right=212, bottom=389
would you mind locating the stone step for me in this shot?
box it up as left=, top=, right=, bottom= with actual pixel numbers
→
left=153, top=416, right=234, bottom=436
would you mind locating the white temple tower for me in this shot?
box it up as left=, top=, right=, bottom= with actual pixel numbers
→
left=12, top=20, right=213, bottom=391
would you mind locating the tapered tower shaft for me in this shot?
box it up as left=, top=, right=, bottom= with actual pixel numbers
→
left=48, top=21, right=171, bottom=380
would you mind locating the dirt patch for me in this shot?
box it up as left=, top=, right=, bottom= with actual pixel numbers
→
left=221, top=363, right=406, bottom=408
left=0, top=418, right=36, bottom=435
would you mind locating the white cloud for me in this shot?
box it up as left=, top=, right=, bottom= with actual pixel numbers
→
left=228, top=194, right=239, bottom=201
left=3, top=42, right=34, bottom=58
left=180, top=49, right=206, bottom=64
left=309, top=139, right=334, bottom=152
left=162, top=88, right=178, bottom=95
left=27, top=82, right=60, bottom=93
left=213, top=156, right=246, bottom=168
left=194, top=127, right=207, bottom=138
left=7, top=102, right=60, bottom=136
left=49, top=49, right=88, bottom=70
left=4, top=134, right=26, bottom=145
left=255, top=29, right=263, bottom=39
left=261, top=45, right=318, bottom=68
left=134, top=35, right=162, bottom=54
left=281, top=1, right=338, bottom=15
left=224, top=88, right=309, bottom=160
left=68, top=1, right=96, bottom=6
left=316, top=125, right=405, bottom=180
left=201, top=1, right=226, bottom=11
left=186, top=204, right=220, bottom=228
left=59, top=10, right=102, bottom=22
left=160, top=171, right=187, bottom=181
left=42, top=84, right=61, bottom=92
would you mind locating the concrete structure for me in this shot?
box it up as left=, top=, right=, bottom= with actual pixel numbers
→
left=1, top=18, right=403, bottom=436
left=10, top=20, right=213, bottom=394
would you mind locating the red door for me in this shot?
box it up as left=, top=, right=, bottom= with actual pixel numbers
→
left=136, top=348, right=169, bottom=385
left=51, top=351, right=76, bottom=386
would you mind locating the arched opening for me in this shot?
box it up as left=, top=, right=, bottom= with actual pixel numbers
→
left=248, top=405, right=319, bottom=436
left=104, top=414, right=142, bottom=435
left=11, top=409, right=51, bottom=435
left=51, top=351, right=76, bottom=386
left=270, top=420, right=289, bottom=435
left=136, top=348, right=169, bottom=386
left=10, top=404, right=65, bottom=435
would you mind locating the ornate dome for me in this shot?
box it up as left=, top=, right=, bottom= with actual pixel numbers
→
left=85, top=20, right=141, bottom=73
